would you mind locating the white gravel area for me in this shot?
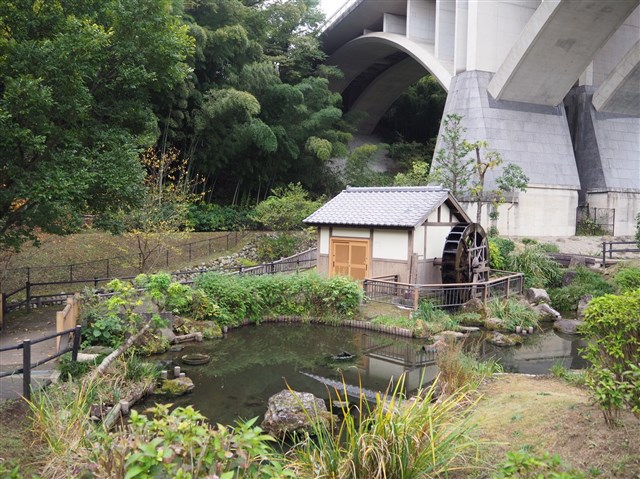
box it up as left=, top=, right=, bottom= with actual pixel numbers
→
left=512, top=235, right=637, bottom=257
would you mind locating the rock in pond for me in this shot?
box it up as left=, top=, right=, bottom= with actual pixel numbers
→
left=577, top=295, right=593, bottom=320
left=487, top=332, right=524, bottom=347
left=261, top=390, right=336, bottom=439
left=553, top=319, right=585, bottom=335
left=534, top=303, right=561, bottom=321
left=158, top=376, right=194, bottom=395
left=460, top=298, right=487, bottom=319
left=524, top=288, right=551, bottom=305
left=484, top=317, right=506, bottom=331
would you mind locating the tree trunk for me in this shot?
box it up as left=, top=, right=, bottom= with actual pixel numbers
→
left=85, top=323, right=152, bottom=383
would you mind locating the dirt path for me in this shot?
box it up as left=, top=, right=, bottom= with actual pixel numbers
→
left=469, top=374, right=640, bottom=478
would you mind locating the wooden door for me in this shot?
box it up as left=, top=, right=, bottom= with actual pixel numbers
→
left=330, top=238, right=370, bottom=280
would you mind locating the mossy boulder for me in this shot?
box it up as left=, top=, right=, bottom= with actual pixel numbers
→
left=174, top=317, right=223, bottom=339
left=460, top=298, right=487, bottom=319
left=484, top=317, right=506, bottom=331
left=158, top=377, right=195, bottom=395
left=487, top=332, right=524, bottom=347
left=261, top=390, right=336, bottom=439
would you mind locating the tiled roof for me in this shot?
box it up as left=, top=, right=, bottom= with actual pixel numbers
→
left=304, top=186, right=453, bottom=228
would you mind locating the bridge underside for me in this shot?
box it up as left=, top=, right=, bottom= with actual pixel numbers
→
left=321, top=0, right=640, bottom=236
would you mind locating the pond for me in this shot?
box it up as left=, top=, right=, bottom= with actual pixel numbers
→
left=140, top=323, right=587, bottom=425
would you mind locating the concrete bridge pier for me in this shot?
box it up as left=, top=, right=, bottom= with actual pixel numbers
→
left=565, top=87, right=640, bottom=236
left=440, top=70, right=580, bottom=237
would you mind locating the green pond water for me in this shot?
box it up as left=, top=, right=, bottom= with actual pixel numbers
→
left=139, top=323, right=587, bottom=425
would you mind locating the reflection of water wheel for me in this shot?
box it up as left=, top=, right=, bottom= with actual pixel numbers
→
left=442, top=223, right=490, bottom=284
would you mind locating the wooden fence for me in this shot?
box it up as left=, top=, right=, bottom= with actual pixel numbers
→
left=601, top=240, right=640, bottom=267
left=56, top=294, right=81, bottom=352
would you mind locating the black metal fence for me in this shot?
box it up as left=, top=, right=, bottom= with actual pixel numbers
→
left=0, top=325, right=81, bottom=400
left=601, top=241, right=640, bottom=267
left=2, top=247, right=319, bottom=316
left=1, top=231, right=246, bottom=302
left=576, top=206, right=615, bottom=235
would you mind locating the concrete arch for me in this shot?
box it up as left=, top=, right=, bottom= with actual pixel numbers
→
left=326, top=32, right=453, bottom=133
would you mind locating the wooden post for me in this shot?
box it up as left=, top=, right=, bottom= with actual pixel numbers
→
left=23, top=339, right=31, bottom=401
left=412, top=287, right=419, bottom=310
left=72, top=325, right=82, bottom=361
left=25, top=281, right=31, bottom=312
left=106, top=258, right=110, bottom=278
left=188, top=243, right=192, bottom=261
left=506, top=277, right=510, bottom=298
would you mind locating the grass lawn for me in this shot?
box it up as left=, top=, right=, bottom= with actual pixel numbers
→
left=466, top=374, right=640, bottom=478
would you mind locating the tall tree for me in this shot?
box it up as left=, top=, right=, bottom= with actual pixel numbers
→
left=0, top=0, right=193, bottom=252
left=157, top=0, right=350, bottom=203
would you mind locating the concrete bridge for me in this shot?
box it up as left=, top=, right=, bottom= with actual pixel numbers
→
left=321, top=0, right=640, bottom=236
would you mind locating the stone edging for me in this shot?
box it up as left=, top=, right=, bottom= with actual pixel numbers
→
left=227, top=316, right=415, bottom=338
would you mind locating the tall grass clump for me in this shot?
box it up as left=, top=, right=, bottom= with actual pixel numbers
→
left=506, top=245, right=562, bottom=288
left=286, top=374, right=479, bottom=479
left=548, top=266, right=615, bottom=313
left=436, top=340, right=503, bottom=395
left=488, top=298, right=539, bottom=330
left=27, top=380, right=99, bottom=477
left=413, top=300, right=458, bottom=336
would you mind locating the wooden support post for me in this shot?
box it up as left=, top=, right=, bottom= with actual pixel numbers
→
left=412, top=287, right=419, bottom=310
left=25, top=281, right=31, bottom=312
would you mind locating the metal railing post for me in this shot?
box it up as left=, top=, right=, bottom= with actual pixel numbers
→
left=189, top=243, right=192, bottom=261
left=70, top=264, right=73, bottom=282
left=23, top=339, right=31, bottom=401
left=25, top=281, right=31, bottom=312
left=71, top=325, right=82, bottom=361
left=602, top=242, right=606, bottom=267
left=106, top=258, right=110, bottom=278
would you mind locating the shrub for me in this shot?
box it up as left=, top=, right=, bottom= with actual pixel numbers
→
left=581, top=290, right=640, bottom=425
left=194, top=272, right=364, bottom=325
left=613, top=267, right=640, bottom=293
left=252, top=183, right=322, bottom=231
left=186, top=203, right=254, bottom=231
left=256, top=233, right=300, bottom=262
left=493, top=450, right=585, bottom=478
left=287, top=375, right=479, bottom=479
left=92, top=405, right=290, bottom=478
left=490, top=237, right=515, bottom=269
left=82, top=311, right=125, bottom=349
left=488, top=298, right=539, bottom=331
left=506, top=245, right=562, bottom=288
left=549, top=267, right=615, bottom=312
left=488, top=239, right=505, bottom=270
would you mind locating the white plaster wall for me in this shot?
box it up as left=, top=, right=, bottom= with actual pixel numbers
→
left=319, top=228, right=330, bottom=255
left=407, top=0, right=436, bottom=43
left=332, top=228, right=371, bottom=238
left=426, top=203, right=452, bottom=222
left=587, top=191, right=640, bottom=236
left=383, top=13, right=407, bottom=35
left=414, top=225, right=426, bottom=257
left=435, top=0, right=455, bottom=61
left=373, top=230, right=408, bottom=260
left=466, top=0, right=539, bottom=73
left=426, top=225, right=452, bottom=258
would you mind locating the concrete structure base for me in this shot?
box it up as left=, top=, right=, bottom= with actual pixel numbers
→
left=439, top=70, right=581, bottom=236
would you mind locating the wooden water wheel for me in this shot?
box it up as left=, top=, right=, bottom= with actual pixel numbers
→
left=441, top=223, right=490, bottom=284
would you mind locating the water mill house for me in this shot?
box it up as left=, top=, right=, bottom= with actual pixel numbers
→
left=303, top=185, right=481, bottom=285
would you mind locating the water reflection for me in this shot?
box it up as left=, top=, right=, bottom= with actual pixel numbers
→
left=139, top=323, right=587, bottom=425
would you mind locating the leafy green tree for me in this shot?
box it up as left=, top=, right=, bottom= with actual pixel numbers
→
left=393, top=161, right=432, bottom=186
left=496, top=163, right=529, bottom=236
left=252, top=183, right=322, bottom=261
left=253, top=183, right=321, bottom=231
left=0, top=0, right=193, bottom=253
left=431, top=114, right=475, bottom=197
left=343, top=144, right=391, bottom=187
left=159, top=0, right=350, bottom=203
